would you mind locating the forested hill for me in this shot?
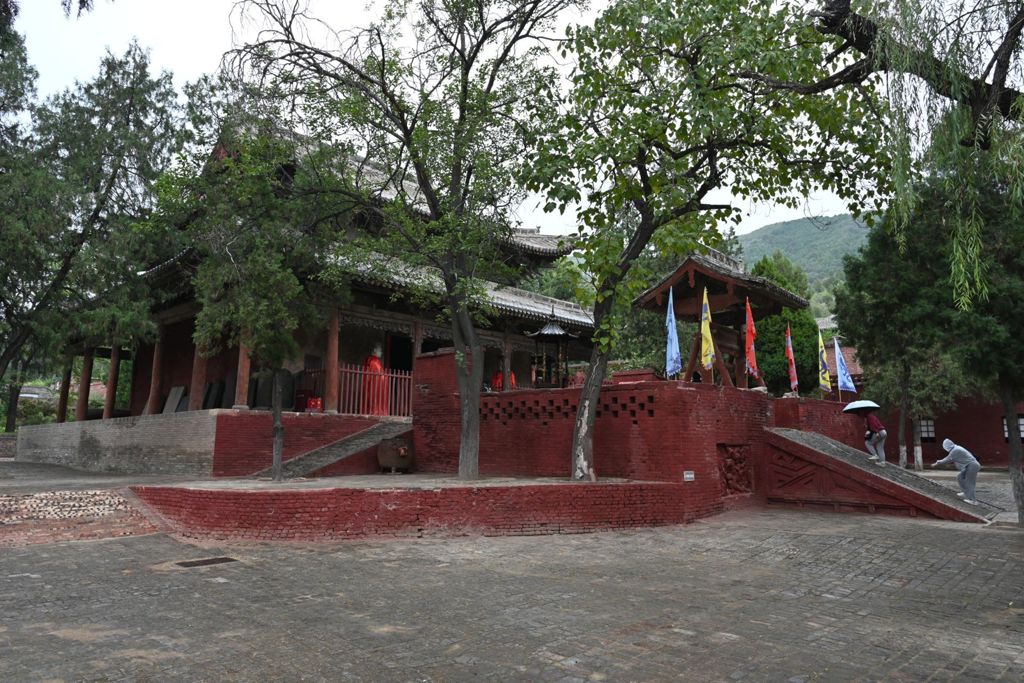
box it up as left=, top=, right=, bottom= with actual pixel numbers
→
left=737, top=214, right=868, bottom=282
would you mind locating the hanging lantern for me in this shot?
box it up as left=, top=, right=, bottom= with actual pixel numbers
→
left=527, top=307, right=578, bottom=388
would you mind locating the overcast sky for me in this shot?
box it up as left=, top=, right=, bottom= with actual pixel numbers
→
left=18, top=0, right=851, bottom=235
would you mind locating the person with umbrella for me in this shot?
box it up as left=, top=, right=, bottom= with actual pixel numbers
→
left=843, top=400, right=887, bottom=466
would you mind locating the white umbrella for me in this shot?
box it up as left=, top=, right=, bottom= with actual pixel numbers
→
left=842, top=399, right=880, bottom=414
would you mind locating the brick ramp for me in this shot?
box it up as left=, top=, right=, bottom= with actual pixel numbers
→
left=253, top=420, right=412, bottom=479
left=766, top=429, right=998, bottom=523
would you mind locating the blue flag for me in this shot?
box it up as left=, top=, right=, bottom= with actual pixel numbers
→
left=834, top=337, right=857, bottom=393
left=665, top=288, right=682, bottom=377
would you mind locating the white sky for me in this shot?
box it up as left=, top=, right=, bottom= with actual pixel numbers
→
left=18, top=0, right=851, bottom=235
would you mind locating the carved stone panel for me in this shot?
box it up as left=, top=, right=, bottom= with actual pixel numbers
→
left=717, top=444, right=753, bottom=495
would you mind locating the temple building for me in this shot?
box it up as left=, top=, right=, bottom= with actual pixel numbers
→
left=54, top=227, right=594, bottom=424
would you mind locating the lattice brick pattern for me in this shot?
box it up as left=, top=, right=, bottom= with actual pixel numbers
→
left=481, top=394, right=656, bottom=426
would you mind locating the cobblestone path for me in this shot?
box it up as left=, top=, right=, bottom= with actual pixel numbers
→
left=0, top=490, right=157, bottom=547
left=1, top=509, right=1021, bottom=682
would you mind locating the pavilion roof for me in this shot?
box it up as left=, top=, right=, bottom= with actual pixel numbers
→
left=634, top=249, right=808, bottom=326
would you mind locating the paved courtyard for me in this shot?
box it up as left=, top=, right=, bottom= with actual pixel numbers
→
left=1, top=505, right=1022, bottom=682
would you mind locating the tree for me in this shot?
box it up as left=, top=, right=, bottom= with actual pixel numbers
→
left=1, top=0, right=99, bottom=34
left=232, top=0, right=583, bottom=479
left=754, top=1, right=1024, bottom=305
left=749, top=254, right=819, bottom=396
left=835, top=174, right=1024, bottom=524
left=526, top=0, right=886, bottom=479
left=152, top=78, right=351, bottom=480
left=0, top=42, right=182, bottom=394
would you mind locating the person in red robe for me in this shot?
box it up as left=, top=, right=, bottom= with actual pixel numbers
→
left=490, top=369, right=516, bottom=391
left=362, top=344, right=389, bottom=415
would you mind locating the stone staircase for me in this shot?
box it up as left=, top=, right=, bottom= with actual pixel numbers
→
left=254, top=420, right=412, bottom=480
left=767, top=428, right=1002, bottom=523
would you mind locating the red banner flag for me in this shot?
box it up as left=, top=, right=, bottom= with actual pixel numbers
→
left=745, top=298, right=759, bottom=379
left=785, top=323, right=799, bottom=391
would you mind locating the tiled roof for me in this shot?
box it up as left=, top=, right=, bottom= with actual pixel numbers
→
left=635, top=249, right=808, bottom=312
left=506, top=227, right=573, bottom=257
left=826, top=343, right=863, bottom=377
left=332, top=253, right=593, bottom=331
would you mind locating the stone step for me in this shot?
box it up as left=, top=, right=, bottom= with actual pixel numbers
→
left=767, top=428, right=1000, bottom=523
left=254, top=420, right=413, bottom=479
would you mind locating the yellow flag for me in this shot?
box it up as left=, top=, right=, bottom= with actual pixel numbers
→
left=818, top=330, right=832, bottom=391
left=700, top=287, right=715, bottom=370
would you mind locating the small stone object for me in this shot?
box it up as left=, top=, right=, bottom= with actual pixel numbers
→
left=378, top=437, right=413, bottom=473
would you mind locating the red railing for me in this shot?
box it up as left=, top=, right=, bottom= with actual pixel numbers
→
left=297, top=363, right=412, bottom=417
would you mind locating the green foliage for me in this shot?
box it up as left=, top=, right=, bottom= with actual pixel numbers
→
left=834, top=163, right=1024, bottom=413
left=738, top=214, right=868, bottom=284
left=0, top=39, right=182, bottom=386
left=524, top=0, right=888, bottom=359
left=751, top=251, right=809, bottom=298
left=832, top=1, right=1024, bottom=306
left=746, top=252, right=819, bottom=394
left=151, top=88, right=348, bottom=369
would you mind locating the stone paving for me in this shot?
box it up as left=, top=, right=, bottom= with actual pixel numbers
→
left=1, top=509, right=1022, bottom=682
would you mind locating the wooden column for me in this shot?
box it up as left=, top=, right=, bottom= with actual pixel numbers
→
left=710, top=333, right=734, bottom=387
left=144, top=331, right=164, bottom=415
left=187, top=344, right=208, bottom=411
left=56, top=365, right=72, bottom=423
left=102, top=346, right=121, bottom=419
left=683, top=335, right=700, bottom=382
left=412, top=321, right=424, bottom=367
left=75, top=348, right=94, bottom=421
left=502, top=338, right=512, bottom=392
left=735, top=328, right=748, bottom=389
left=232, top=341, right=251, bottom=410
left=325, top=310, right=340, bottom=414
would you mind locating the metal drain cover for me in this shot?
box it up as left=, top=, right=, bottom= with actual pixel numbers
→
left=175, top=556, right=238, bottom=568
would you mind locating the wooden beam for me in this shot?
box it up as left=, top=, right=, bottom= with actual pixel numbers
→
left=711, top=333, right=734, bottom=387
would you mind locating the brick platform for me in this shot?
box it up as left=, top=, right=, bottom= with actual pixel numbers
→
left=131, top=479, right=709, bottom=542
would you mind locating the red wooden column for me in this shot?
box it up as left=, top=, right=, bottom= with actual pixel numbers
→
left=102, top=345, right=121, bottom=419
left=412, top=321, right=424, bottom=369
left=232, top=341, right=251, bottom=410
left=74, top=348, right=95, bottom=421
left=187, top=344, right=208, bottom=411
left=502, top=338, right=512, bottom=392
left=325, top=310, right=340, bottom=414
left=56, top=364, right=72, bottom=423
left=144, top=330, right=164, bottom=415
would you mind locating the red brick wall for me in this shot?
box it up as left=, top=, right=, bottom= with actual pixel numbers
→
left=884, top=399, right=1024, bottom=468
left=212, top=412, right=378, bottom=476
left=772, top=397, right=865, bottom=451
left=132, top=481, right=701, bottom=542
left=413, top=351, right=768, bottom=513
left=309, top=446, right=380, bottom=477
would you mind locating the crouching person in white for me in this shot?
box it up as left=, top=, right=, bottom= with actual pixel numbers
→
left=931, top=438, right=981, bottom=505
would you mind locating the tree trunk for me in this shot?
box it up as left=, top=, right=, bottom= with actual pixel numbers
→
left=5, top=382, right=20, bottom=433
left=998, top=374, right=1023, bottom=526
left=271, top=369, right=284, bottom=482
left=571, top=346, right=607, bottom=482
left=450, top=304, right=484, bottom=480
left=911, top=417, right=923, bottom=471
left=898, top=383, right=909, bottom=468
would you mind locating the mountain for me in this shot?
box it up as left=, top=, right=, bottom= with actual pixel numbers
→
left=737, top=214, right=868, bottom=283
